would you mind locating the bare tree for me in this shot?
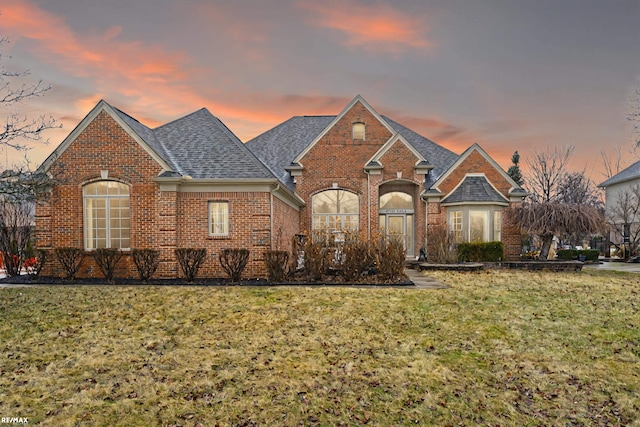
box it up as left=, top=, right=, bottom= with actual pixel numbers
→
left=525, top=145, right=574, bottom=203
left=0, top=196, right=32, bottom=277
left=510, top=202, right=605, bottom=260
left=600, top=147, right=627, bottom=180
left=1, top=37, right=59, bottom=157
left=557, top=171, right=603, bottom=208
left=520, top=145, right=606, bottom=259
left=630, top=84, right=640, bottom=148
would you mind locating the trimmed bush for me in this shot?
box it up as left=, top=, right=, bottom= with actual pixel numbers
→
left=55, top=247, right=86, bottom=281
left=219, top=248, right=249, bottom=282
left=264, top=250, right=290, bottom=282
left=132, top=249, right=160, bottom=282
left=175, top=248, right=206, bottom=282
left=557, top=249, right=599, bottom=261
left=93, top=248, right=123, bottom=282
left=457, top=241, right=504, bottom=262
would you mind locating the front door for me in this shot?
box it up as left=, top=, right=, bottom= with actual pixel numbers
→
left=380, top=214, right=414, bottom=257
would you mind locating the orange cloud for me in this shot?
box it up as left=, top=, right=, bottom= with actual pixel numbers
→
left=0, top=1, right=296, bottom=138
left=298, top=0, right=431, bottom=53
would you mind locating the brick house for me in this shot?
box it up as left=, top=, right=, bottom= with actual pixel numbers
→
left=36, top=95, right=525, bottom=279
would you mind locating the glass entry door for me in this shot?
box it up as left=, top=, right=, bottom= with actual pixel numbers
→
left=380, top=214, right=413, bottom=257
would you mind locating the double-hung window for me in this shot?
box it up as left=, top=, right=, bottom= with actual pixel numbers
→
left=209, top=202, right=229, bottom=236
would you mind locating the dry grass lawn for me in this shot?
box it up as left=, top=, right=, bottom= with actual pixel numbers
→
left=0, top=269, right=639, bottom=426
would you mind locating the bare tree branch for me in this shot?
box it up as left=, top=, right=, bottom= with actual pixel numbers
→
left=509, top=202, right=605, bottom=260
left=0, top=36, right=61, bottom=151
left=525, top=145, right=574, bottom=203
left=630, top=84, right=640, bottom=148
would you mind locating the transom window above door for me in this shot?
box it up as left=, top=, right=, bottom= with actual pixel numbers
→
left=379, top=192, right=413, bottom=212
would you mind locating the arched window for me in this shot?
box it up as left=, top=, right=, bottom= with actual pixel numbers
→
left=312, top=189, right=358, bottom=233
left=83, top=181, right=130, bottom=249
left=379, top=192, right=413, bottom=211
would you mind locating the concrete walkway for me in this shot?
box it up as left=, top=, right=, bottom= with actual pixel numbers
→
left=584, top=260, right=640, bottom=274
left=404, top=268, right=449, bottom=289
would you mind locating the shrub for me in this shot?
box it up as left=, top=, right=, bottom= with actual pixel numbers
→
left=1, top=239, right=23, bottom=278
left=24, top=248, right=47, bottom=280
left=54, top=247, right=86, bottom=281
left=264, top=250, right=290, bottom=282
left=93, top=248, right=123, bottom=282
left=219, top=248, right=249, bottom=282
left=457, top=241, right=504, bottom=262
left=132, top=249, right=160, bottom=282
left=303, top=232, right=330, bottom=281
left=341, top=232, right=376, bottom=282
left=428, top=224, right=457, bottom=263
left=557, top=249, right=599, bottom=261
left=376, top=235, right=406, bottom=282
left=175, top=248, right=206, bottom=282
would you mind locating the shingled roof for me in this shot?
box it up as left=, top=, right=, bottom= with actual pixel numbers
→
left=245, top=116, right=334, bottom=187
left=599, top=159, right=640, bottom=188
left=152, top=108, right=275, bottom=179
left=246, top=114, right=460, bottom=190
left=115, top=102, right=280, bottom=179
left=441, top=175, right=508, bottom=204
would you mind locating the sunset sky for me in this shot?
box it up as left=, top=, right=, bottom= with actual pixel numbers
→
left=1, top=0, right=639, bottom=183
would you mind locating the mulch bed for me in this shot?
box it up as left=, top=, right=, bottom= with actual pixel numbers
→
left=0, top=275, right=413, bottom=287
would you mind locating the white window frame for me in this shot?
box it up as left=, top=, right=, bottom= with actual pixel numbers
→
left=83, top=181, right=130, bottom=250
left=209, top=201, right=229, bottom=237
left=448, top=205, right=504, bottom=243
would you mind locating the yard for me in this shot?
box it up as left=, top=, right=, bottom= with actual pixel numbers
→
left=1, top=269, right=638, bottom=426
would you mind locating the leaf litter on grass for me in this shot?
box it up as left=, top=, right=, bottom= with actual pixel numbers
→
left=0, top=269, right=638, bottom=426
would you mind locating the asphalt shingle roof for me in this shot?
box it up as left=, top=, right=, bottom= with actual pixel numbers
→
left=246, top=114, right=461, bottom=190
left=153, top=109, right=275, bottom=179
left=441, top=175, right=508, bottom=204
left=245, top=116, right=334, bottom=188
left=599, top=159, right=640, bottom=187
left=115, top=106, right=275, bottom=180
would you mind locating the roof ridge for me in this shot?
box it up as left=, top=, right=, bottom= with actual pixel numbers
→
left=153, top=107, right=209, bottom=131
left=207, top=114, right=278, bottom=179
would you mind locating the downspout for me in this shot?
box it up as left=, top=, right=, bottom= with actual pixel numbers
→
left=270, top=184, right=280, bottom=250
left=366, top=170, right=371, bottom=240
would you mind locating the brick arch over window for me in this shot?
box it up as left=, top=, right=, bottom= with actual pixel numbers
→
left=311, top=189, right=359, bottom=234
left=83, top=180, right=130, bottom=250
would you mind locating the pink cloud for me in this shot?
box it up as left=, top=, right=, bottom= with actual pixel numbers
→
left=298, top=0, right=431, bottom=53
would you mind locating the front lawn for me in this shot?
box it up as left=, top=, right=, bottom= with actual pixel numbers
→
left=1, top=269, right=638, bottom=426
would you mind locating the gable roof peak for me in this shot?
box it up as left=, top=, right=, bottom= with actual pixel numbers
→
left=292, top=95, right=396, bottom=164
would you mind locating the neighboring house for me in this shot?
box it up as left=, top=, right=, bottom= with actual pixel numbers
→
left=36, top=95, right=526, bottom=279
left=599, top=160, right=640, bottom=251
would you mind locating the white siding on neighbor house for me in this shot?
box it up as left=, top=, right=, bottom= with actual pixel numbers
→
left=604, top=180, right=640, bottom=219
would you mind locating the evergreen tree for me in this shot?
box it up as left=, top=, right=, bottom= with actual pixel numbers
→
left=507, top=151, right=524, bottom=186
